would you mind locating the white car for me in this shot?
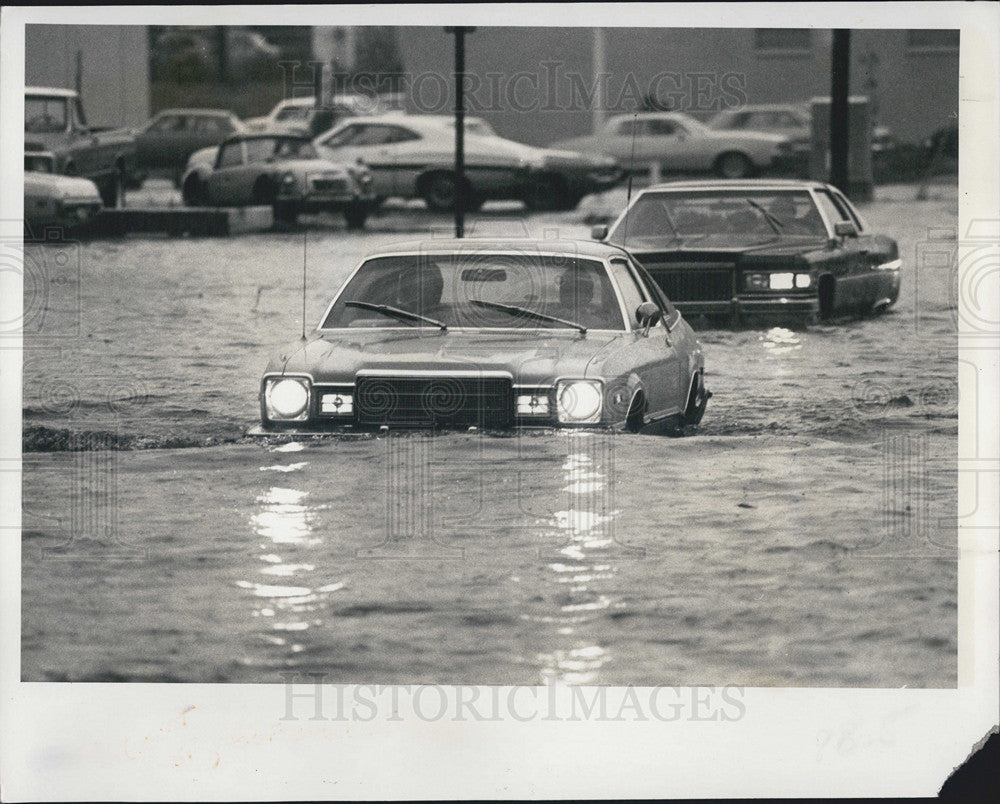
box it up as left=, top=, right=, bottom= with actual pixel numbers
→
left=244, top=94, right=387, bottom=138
left=24, top=152, right=103, bottom=232
left=550, top=111, right=793, bottom=179
left=313, top=115, right=621, bottom=211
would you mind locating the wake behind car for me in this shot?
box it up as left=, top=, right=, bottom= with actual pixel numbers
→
left=592, top=179, right=900, bottom=325
left=257, top=239, right=709, bottom=433
left=313, top=115, right=621, bottom=212
left=180, top=132, right=376, bottom=228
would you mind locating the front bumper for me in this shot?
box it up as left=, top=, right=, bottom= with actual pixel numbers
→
left=674, top=294, right=818, bottom=318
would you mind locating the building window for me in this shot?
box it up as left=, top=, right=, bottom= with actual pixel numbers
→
left=907, top=30, right=959, bottom=53
left=754, top=29, right=812, bottom=55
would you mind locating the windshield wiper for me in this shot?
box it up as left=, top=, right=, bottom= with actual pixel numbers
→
left=469, top=299, right=587, bottom=334
left=345, top=301, right=447, bottom=331
left=745, top=198, right=785, bottom=234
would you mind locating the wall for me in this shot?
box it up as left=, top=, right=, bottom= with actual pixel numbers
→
left=25, top=25, right=150, bottom=128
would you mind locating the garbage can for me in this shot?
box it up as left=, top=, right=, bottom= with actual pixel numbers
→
left=809, top=95, right=874, bottom=201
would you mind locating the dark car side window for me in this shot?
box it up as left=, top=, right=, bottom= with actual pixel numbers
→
left=647, top=119, right=679, bottom=136
left=608, top=258, right=647, bottom=329
left=321, top=125, right=361, bottom=148
left=217, top=142, right=243, bottom=168
left=816, top=189, right=863, bottom=231
left=632, top=260, right=680, bottom=328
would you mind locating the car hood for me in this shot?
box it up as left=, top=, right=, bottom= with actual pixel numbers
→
left=623, top=233, right=829, bottom=257
left=266, top=329, right=623, bottom=385
left=473, top=136, right=614, bottom=168
left=24, top=171, right=101, bottom=199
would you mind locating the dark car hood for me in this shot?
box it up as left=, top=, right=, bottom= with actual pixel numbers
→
left=267, top=329, right=623, bottom=385
left=621, top=233, right=829, bottom=258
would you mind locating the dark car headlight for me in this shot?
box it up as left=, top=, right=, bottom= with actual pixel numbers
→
left=745, top=272, right=812, bottom=291
left=265, top=377, right=310, bottom=421
left=556, top=380, right=603, bottom=424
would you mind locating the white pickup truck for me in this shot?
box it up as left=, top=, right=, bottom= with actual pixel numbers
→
left=24, top=87, right=137, bottom=207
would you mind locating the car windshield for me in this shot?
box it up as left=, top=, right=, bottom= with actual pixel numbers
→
left=322, top=254, right=624, bottom=331
left=275, top=105, right=312, bottom=121
left=608, top=190, right=827, bottom=243
left=25, top=97, right=68, bottom=133
left=244, top=137, right=318, bottom=162
left=25, top=153, right=55, bottom=173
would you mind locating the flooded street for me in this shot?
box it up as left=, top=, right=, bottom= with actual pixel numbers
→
left=21, top=183, right=959, bottom=686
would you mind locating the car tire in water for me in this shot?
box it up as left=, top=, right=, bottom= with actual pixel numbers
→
left=714, top=151, right=753, bottom=179
left=524, top=173, right=569, bottom=212
left=343, top=202, right=368, bottom=230
left=99, top=166, right=127, bottom=209
left=182, top=175, right=206, bottom=207
left=421, top=172, right=458, bottom=212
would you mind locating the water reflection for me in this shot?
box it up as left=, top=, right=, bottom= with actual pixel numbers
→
left=239, top=445, right=346, bottom=649
left=531, top=433, right=620, bottom=685
left=759, top=326, right=802, bottom=356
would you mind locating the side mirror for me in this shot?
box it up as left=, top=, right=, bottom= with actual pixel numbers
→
left=591, top=224, right=609, bottom=240
left=834, top=220, right=858, bottom=238
left=635, top=301, right=662, bottom=335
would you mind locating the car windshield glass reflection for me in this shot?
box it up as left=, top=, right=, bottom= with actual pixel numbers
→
left=25, top=97, right=68, bottom=133
left=610, top=190, right=826, bottom=243
left=322, top=255, right=624, bottom=331
left=245, top=137, right=318, bottom=163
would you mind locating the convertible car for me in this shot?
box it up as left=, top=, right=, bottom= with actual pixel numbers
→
left=180, top=132, right=376, bottom=228
left=592, top=179, right=900, bottom=324
left=257, top=239, right=709, bottom=433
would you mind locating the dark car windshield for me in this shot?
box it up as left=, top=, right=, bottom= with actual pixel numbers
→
left=25, top=97, right=68, bottom=133
left=244, top=136, right=318, bottom=163
left=608, top=190, right=827, bottom=243
left=322, top=254, right=625, bottom=331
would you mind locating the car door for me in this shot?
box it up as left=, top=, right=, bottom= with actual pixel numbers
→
left=137, top=113, right=176, bottom=170
left=206, top=139, right=246, bottom=205
left=316, top=123, right=397, bottom=198
left=813, top=188, right=881, bottom=312
left=607, top=257, right=681, bottom=418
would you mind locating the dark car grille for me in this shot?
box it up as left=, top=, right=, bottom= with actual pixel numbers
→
left=354, top=375, right=513, bottom=428
left=646, top=266, right=735, bottom=303
left=311, top=178, right=348, bottom=193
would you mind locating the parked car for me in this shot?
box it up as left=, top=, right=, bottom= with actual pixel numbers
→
left=244, top=94, right=385, bottom=138
left=313, top=115, right=622, bottom=212
left=23, top=152, right=103, bottom=233
left=918, top=123, right=958, bottom=174
left=708, top=102, right=896, bottom=158
left=24, top=87, right=137, bottom=207
left=591, top=179, right=900, bottom=324
left=256, top=239, right=709, bottom=433
left=180, top=132, right=377, bottom=228
left=131, top=109, right=245, bottom=187
left=550, top=112, right=793, bottom=179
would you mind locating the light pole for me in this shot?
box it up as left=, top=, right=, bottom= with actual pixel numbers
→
left=445, top=26, right=475, bottom=238
left=829, top=29, right=851, bottom=193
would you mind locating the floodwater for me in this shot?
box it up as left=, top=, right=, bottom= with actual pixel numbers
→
left=20, top=183, right=959, bottom=686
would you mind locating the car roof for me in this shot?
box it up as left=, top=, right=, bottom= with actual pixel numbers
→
left=605, top=111, right=698, bottom=122
left=275, top=95, right=371, bottom=108
left=361, top=238, right=632, bottom=260
left=329, top=114, right=480, bottom=131
left=641, top=178, right=832, bottom=191
left=152, top=108, right=236, bottom=117
left=25, top=87, right=78, bottom=98
left=715, top=103, right=809, bottom=113
left=220, top=131, right=311, bottom=145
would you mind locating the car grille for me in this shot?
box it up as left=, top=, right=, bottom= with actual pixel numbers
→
left=354, top=375, right=513, bottom=428
left=645, top=264, right=735, bottom=303
left=311, top=178, right=348, bottom=193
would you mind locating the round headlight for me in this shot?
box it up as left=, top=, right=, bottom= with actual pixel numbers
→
left=268, top=378, right=309, bottom=419
left=557, top=381, right=602, bottom=423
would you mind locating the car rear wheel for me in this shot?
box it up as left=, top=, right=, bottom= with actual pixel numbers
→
left=714, top=152, right=753, bottom=179
left=182, top=175, right=206, bottom=206
left=524, top=173, right=568, bottom=212
left=99, top=166, right=126, bottom=208
left=343, top=201, right=368, bottom=230
left=421, top=172, right=458, bottom=212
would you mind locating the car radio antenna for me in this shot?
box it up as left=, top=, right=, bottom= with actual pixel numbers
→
left=621, top=112, right=638, bottom=249
left=301, top=231, right=308, bottom=341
